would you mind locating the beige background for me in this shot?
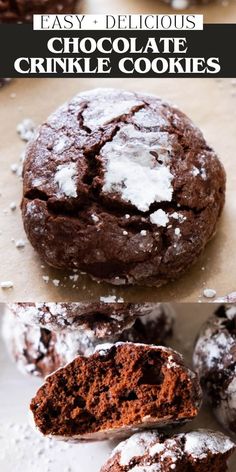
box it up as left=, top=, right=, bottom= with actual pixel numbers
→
left=0, top=303, right=235, bottom=469
left=0, top=78, right=235, bottom=302
left=86, top=0, right=236, bottom=23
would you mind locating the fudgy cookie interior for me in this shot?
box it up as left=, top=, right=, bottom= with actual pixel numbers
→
left=30, top=344, right=200, bottom=438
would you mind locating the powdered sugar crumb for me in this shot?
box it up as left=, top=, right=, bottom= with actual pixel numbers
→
left=150, top=209, right=169, bottom=227
left=1, top=281, right=14, bottom=289
left=184, top=430, right=234, bottom=459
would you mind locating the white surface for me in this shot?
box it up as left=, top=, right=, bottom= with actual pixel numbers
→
left=0, top=303, right=236, bottom=471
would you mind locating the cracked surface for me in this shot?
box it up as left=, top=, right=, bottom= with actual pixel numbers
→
left=30, top=343, right=202, bottom=440
left=3, top=305, right=174, bottom=377
left=193, top=304, right=236, bottom=437
left=0, top=0, right=78, bottom=22
left=22, top=88, right=226, bottom=286
left=8, top=302, right=160, bottom=335
left=101, top=429, right=235, bottom=472
left=0, top=78, right=11, bottom=87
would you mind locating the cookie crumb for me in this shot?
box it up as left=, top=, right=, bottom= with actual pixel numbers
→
left=1, top=280, right=14, bottom=289
left=15, top=239, right=26, bottom=249
left=203, top=288, right=216, bottom=298
left=10, top=202, right=17, bottom=211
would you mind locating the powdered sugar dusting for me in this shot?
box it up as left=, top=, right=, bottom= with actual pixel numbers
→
left=113, top=432, right=158, bottom=466
left=102, top=124, right=174, bottom=212
left=130, top=465, right=160, bottom=472
left=83, top=100, right=143, bottom=128
left=81, top=89, right=144, bottom=128
left=54, top=163, right=77, bottom=198
left=184, top=430, right=234, bottom=459
left=111, top=429, right=234, bottom=472
left=108, top=430, right=234, bottom=471
left=0, top=422, right=88, bottom=472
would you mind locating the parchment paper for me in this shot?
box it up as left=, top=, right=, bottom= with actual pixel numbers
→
left=0, top=303, right=235, bottom=469
left=0, top=78, right=235, bottom=302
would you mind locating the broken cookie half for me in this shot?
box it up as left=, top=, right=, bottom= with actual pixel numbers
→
left=30, top=342, right=202, bottom=441
left=100, top=429, right=235, bottom=472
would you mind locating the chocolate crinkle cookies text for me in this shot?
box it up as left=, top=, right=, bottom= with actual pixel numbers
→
left=21, top=88, right=226, bottom=287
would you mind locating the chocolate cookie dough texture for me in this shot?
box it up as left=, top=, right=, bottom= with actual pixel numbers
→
left=0, top=0, right=78, bottom=22
left=101, top=430, right=235, bottom=472
left=22, top=88, right=226, bottom=286
left=30, top=343, right=202, bottom=440
left=193, top=304, right=236, bottom=437
left=3, top=304, right=174, bottom=377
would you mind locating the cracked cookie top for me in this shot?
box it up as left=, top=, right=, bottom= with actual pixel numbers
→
left=23, top=88, right=224, bottom=215
left=101, top=429, right=235, bottom=471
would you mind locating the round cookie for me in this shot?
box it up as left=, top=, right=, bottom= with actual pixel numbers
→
left=193, top=304, right=236, bottom=436
left=100, top=429, right=235, bottom=472
left=7, top=302, right=163, bottom=336
left=0, top=0, right=78, bottom=22
left=21, top=88, right=226, bottom=286
left=2, top=306, right=174, bottom=377
left=30, top=342, right=202, bottom=440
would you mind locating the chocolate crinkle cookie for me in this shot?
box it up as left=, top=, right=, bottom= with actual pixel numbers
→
left=21, top=88, right=226, bottom=287
left=0, top=0, right=78, bottom=22
left=7, top=302, right=164, bottom=336
left=2, top=305, right=174, bottom=377
left=30, top=343, right=201, bottom=440
left=101, top=429, right=235, bottom=472
left=193, top=304, right=236, bottom=436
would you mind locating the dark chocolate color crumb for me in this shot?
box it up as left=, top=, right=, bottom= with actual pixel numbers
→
left=30, top=343, right=201, bottom=440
